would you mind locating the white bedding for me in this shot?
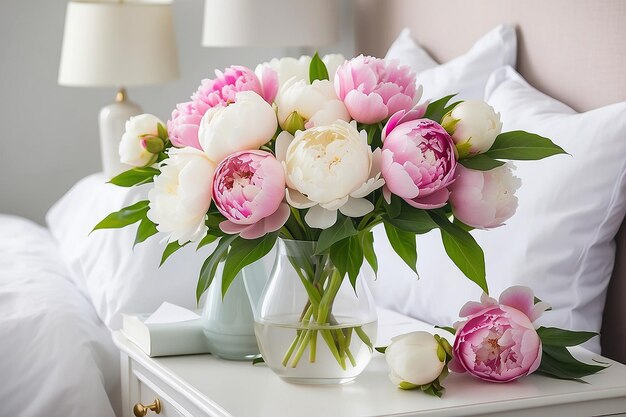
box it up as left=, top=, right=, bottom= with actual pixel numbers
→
left=0, top=215, right=120, bottom=417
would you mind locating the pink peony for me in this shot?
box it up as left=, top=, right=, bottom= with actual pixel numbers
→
left=213, top=150, right=289, bottom=240
left=167, top=101, right=203, bottom=149
left=334, top=55, right=419, bottom=124
left=449, top=286, right=550, bottom=383
left=168, top=65, right=278, bottom=150
left=449, top=164, right=521, bottom=229
left=381, top=110, right=457, bottom=209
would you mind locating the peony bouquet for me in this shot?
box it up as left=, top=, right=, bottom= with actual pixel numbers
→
left=95, top=53, right=565, bottom=375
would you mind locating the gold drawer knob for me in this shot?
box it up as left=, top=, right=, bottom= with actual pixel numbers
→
left=133, top=398, right=161, bottom=416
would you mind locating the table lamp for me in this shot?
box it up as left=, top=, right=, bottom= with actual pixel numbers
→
left=201, top=0, right=339, bottom=48
left=58, top=0, right=179, bottom=179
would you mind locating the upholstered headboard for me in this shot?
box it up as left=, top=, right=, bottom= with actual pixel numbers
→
left=354, top=0, right=626, bottom=363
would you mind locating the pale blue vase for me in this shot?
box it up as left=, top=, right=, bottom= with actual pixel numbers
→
left=201, top=259, right=268, bottom=361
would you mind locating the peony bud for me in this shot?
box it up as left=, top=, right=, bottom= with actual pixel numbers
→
left=141, top=136, right=165, bottom=154
left=119, top=114, right=164, bottom=167
left=385, top=331, right=448, bottom=389
left=442, top=100, right=502, bottom=157
left=283, top=111, right=305, bottom=135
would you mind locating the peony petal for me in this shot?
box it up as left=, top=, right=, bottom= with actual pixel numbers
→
left=320, top=196, right=349, bottom=211
left=219, top=219, right=249, bottom=235
left=529, top=301, right=551, bottom=323
left=286, top=188, right=316, bottom=209
left=262, top=202, right=291, bottom=233
left=383, top=185, right=392, bottom=204
left=275, top=131, right=294, bottom=163
left=339, top=197, right=375, bottom=217
left=343, top=90, right=389, bottom=124
left=382, top=161, right=420, bottom=199
left=459, top=301, right=488, bottom=318
left=382, top=110, right=406, bottom=143
left=405, top=188, right=450, bottom=209
left=499, top=286, right=536, bottom=321
left=304, top=205, right=338, bottom=229
left=447, top=357, right=467, bottom=374
left=259, top=65, right=278, bottom=104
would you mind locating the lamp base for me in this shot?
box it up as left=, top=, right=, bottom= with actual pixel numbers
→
left=98, top=89, right=142, bottom=179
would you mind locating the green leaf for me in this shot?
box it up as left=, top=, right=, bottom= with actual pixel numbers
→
left=160, top=240, right=187, bottom=267
left=157, top=122, right=168, bottom=141
left=375, top=346, right=387, bottom=354
left=429, top=211, right=487, bottom=293
left=383, top=203, right=438, bottom=234
left=458, top=154, right=506, bottom=171
left=221, top=233, right=278, bottom=298
left=359, top=230, right=378, bottom=275
left=309, top=52, right=329, bottom=83
left=383, top=223, right=417, bottom=274
left=485, top=131, right=567, bottom=160
left=252, top=357, right=265, bottom=365
left=537, top=327, right=598, bottom=347
left=196, top=235, right=237, bottom=302
left=108, top=167, right=160, bottom=187
left=315, top=215, right=357, bottom=255
left=329, top=235, right=364, bottom=290
left=538, top=345, right=607, bottom=381
left=423, top=94, right=457, bottom=123
left=134, top=217, right=158, bottom=247
left=384, top=194, right=402, bottom=219
left=435, top=325, right=456, bottom=335
left=197, top=233, right=219, bottom=251
left=92, top=200, right=149, bottom=232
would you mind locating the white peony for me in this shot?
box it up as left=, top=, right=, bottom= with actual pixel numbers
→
left=276, top=120, right=384, bottom=229
left=255, top=54, right=346, bottom=89
left=198, top=91, right=277, bottom=164
left=118, top=113, right=164, bottom=167
left=442, top=100, right=503, bottom=156
left=385, top=331, right=446, bottom=387
left=275, top=78, right=350, bottom=133
left=147, top=147, right=216, bottom=244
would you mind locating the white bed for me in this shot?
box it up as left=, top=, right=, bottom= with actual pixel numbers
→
left=0, top=215, right=120, bottom=417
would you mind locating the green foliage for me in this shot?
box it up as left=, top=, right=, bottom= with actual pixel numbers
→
left=429, top=211, right=487, bottom=293
left=423, top=94, right=457, bottom=123
left=197, top=233, right=219, bottom=251
left=108, top=167, right=160, bottom=187
left=160, top=240, right=187, bottom=267
left=537, top=327, right=597, bottom=347
left=383, top=223, right=417, bottom=274
left=485, top=131, right=567, bottom=160
left=383, top=203, right=438, bottom=234
left=435, top=325, right=457, bottom=335
left=359, top=230, right=378, bottom=275
left=196, top=235, right=237, bottom=302
left=315, top=215, right=357, bottom=255
left=538, top=345, right=607, bottom=382
left=458, top=154, right=506, bottom=170
left=134, top=217, right=158, bottom=247
left=92, top=200, right=149, bottom=232
left=329, top=235, right=364, bottom=290
left=309, top=52, right=329, bottom=83
left=221, top=232, right=279, bottom=298
left=157, top=123, right=169, bottom=141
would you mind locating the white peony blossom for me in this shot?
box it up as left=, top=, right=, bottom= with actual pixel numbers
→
left=275, top=78, right=350, bottom=132
left=118, top=113, right=164, bottom=167
left=385, top=331, right=446, bottom=387
left=147, top=147, right=216, bottom=244
left=255, top=54, right=346, bottom=89
left=276, top=120, right=384, bottom=229
left=198, top=91, right=277, bottom=164
left=442, top=100, right=503, bottom=156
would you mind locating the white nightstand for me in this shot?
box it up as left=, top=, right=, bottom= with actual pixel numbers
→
left=114, top=309, right=626, bottom=417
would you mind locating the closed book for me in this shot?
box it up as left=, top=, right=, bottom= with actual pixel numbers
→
left=122, top=312, right=210, bottom=357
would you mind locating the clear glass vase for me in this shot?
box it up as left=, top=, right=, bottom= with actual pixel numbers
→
left=249, top=238, right=378, bottom=384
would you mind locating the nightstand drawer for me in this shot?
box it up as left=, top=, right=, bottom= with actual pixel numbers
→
left=134, top=376, right=185, bottom=417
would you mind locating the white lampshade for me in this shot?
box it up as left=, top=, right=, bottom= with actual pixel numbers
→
left=58, top=0, right=179, bottom=87
left=202, top=0, right=339, bottom=47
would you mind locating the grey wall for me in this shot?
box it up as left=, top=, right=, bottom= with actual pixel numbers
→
left=0, top=0, right=354, bottom=224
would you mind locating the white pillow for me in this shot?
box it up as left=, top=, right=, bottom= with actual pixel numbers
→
left=46, top=174, right=213, bottom=329
left=369, top=66, right=626, bottom=354
left=385, top=25, right=516, bottom=101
